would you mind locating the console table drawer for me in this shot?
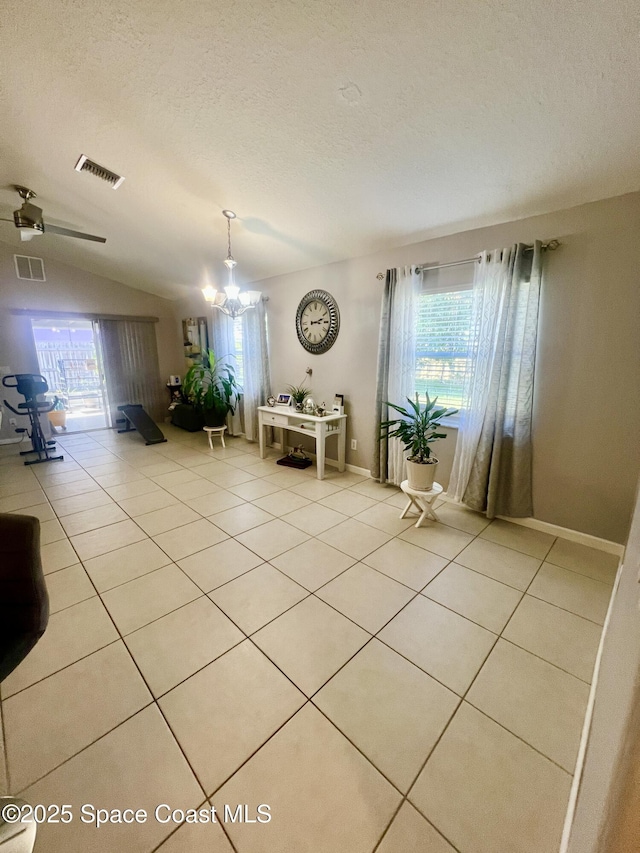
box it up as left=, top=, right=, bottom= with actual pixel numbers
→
left=263, top=412, right=290, bottom=426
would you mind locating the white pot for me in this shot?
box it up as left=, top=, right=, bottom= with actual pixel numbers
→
left=406, top=457, right=438, bottom=491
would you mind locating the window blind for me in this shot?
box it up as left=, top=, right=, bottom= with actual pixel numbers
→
left=98, top=319, right=165, bottom=423
left=415, top=289, right=473, bottom=409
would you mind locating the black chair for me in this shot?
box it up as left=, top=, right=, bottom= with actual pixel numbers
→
left=0, top=514, right=47, bottom=852
left=0, top=514, right=49, bottom=683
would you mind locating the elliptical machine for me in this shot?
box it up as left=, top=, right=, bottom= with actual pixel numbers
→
left=2, top=374, right=64, bottom=465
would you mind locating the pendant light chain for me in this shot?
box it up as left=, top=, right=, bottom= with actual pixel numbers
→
left=227, top=216, right=234, bottom=264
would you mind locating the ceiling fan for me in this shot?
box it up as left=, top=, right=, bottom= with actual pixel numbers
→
left=0, top=185, right=106, bottom=243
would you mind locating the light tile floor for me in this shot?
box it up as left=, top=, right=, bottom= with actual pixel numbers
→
left=0, top=425, right=620, bottom=853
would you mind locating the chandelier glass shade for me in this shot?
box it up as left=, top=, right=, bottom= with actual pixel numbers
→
left=202, top=210, right=262, bottom=319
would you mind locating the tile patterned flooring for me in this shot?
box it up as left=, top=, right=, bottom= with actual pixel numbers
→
left=0, top=425, right=620, bottom=853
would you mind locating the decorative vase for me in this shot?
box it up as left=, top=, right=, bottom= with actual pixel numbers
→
left=295, top=402, right=304, bottom=412
left=406, top=457, right=438, bottom=491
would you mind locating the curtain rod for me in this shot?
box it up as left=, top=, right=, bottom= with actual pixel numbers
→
left=375, top=239, right=560, bottom=280
left=10, top=308, right=160, bottom=322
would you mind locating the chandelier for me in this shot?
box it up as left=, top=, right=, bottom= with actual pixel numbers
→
left=202, top=210, right=262, bottom=319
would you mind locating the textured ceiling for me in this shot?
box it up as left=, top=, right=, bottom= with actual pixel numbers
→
left=1, top=0, right=639, bottom=299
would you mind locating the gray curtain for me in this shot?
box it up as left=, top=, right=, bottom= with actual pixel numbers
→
left=242, top=300, right=271, bottom=442
left=371, top=267, right=420, bottom=483
left=372, top=270, right=396, bottom=482
left=371, top=270, right=396, bottom=483
left=99, top=319, right=165, bottom=424
left=450, top=242, right=543, bottom=517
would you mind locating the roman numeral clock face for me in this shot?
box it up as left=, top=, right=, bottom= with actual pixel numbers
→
left=295, top=290, right=340, bottom=354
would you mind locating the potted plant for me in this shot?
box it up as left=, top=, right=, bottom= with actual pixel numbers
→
left=381, top=392, right=457, bottom=491
left=286, top=385, right=310, bottom=412
left=47, top=397, right=67, bottom=431
left=183, top=348, right=240, bottom=428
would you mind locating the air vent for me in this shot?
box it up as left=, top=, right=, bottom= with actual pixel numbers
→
left=75, top=154, right=125, bottom=189
left=14, top=255, right=46, bottom=282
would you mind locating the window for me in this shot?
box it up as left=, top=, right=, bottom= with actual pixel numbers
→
left=415, top=287, right=473, bottom=410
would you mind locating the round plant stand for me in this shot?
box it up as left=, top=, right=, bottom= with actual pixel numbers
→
left=400, top=479, right=443, bottom=528
left=203, top=425, right=227, bottom=449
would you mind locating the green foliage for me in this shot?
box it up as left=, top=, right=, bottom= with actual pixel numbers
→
left=183, top=349, right=239, bottom=419
left=286, top=385, right=310, bottom=405
left=380, top=391, right=458, bottom=463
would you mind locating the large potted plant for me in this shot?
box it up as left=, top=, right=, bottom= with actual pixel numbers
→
left=381, top=392, right=457, bottom=491
left=182, top=348, right=239, bottom=428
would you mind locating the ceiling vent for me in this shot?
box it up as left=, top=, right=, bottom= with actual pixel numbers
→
left=74, top=155, right=125, bottom=189
left=14, top=254, right=46, bottom=282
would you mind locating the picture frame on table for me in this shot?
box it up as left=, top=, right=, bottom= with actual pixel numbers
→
left=276, top=393, right=293, bottom=407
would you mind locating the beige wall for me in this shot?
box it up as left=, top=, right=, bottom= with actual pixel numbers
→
left=0, top=240, right=182, bottom=437
left=563, top=476, right=640, bottom=853
left=250, top=192, right=640, bottom=543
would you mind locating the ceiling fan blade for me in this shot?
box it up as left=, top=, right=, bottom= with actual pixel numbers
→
left=44, top=223, right=106, bottom=243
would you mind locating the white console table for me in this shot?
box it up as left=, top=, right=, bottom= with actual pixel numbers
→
left=257, top=406, right=347, bottom=480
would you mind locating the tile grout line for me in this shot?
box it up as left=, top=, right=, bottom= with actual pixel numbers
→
left=5, top=462, right=216, bottom=803
left=1, top=639, right=123, bottom=702
left=368, top=528, right=564, bottom=851
left=3, top=428, right=611, bottom=851
left=400, top=543, right=575, bottom=824
left=66, top=547, right=212, bottom=808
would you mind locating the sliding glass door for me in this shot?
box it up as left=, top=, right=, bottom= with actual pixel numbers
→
left=31, top=317, right=111, bottom=433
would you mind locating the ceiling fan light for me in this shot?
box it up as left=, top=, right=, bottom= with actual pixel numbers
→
left=225, top=284, right=240, bottom=301
left=19, top=228, right=42, bottom=241
left=247, top=290, right=262, bottom=306
left=238, top=292, right=250, bottom=307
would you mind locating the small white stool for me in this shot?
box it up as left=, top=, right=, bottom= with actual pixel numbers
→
left=203, top=425, right=227, bottom=449
left=400, top=480, right=443, bottom=528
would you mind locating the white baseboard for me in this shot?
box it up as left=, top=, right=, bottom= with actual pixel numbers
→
left=270, top=442, right=623, bottom=554
left=343, top=462, right=371, bottom=477
left=273, top=442, right=370, bottom=478
left=437, top=492, right=624, bottom=556
left=495, top=515, right=625, bottom=556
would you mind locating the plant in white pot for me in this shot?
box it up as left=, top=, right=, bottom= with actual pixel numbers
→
left=381, top=392, right=458, bottom=491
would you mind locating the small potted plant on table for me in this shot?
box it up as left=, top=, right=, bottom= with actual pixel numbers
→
left=381, top=392, right=457, bottom=491
left=286, top=385, right=310, bottom=412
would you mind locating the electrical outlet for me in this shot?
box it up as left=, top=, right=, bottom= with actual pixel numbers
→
left=350, top=439, right=357, bottom=450
left=9, top=418, right=17, bottom=426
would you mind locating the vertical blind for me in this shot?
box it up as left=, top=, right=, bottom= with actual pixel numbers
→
left=415, top=288, right=474, bottom=409
left=98, top=319, right=165, bottom=423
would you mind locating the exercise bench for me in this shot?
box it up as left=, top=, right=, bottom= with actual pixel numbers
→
left=116, top=404, right=167, bottom=445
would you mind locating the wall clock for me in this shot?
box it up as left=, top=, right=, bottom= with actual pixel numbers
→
left=295, top=289, right=340, bottom=354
